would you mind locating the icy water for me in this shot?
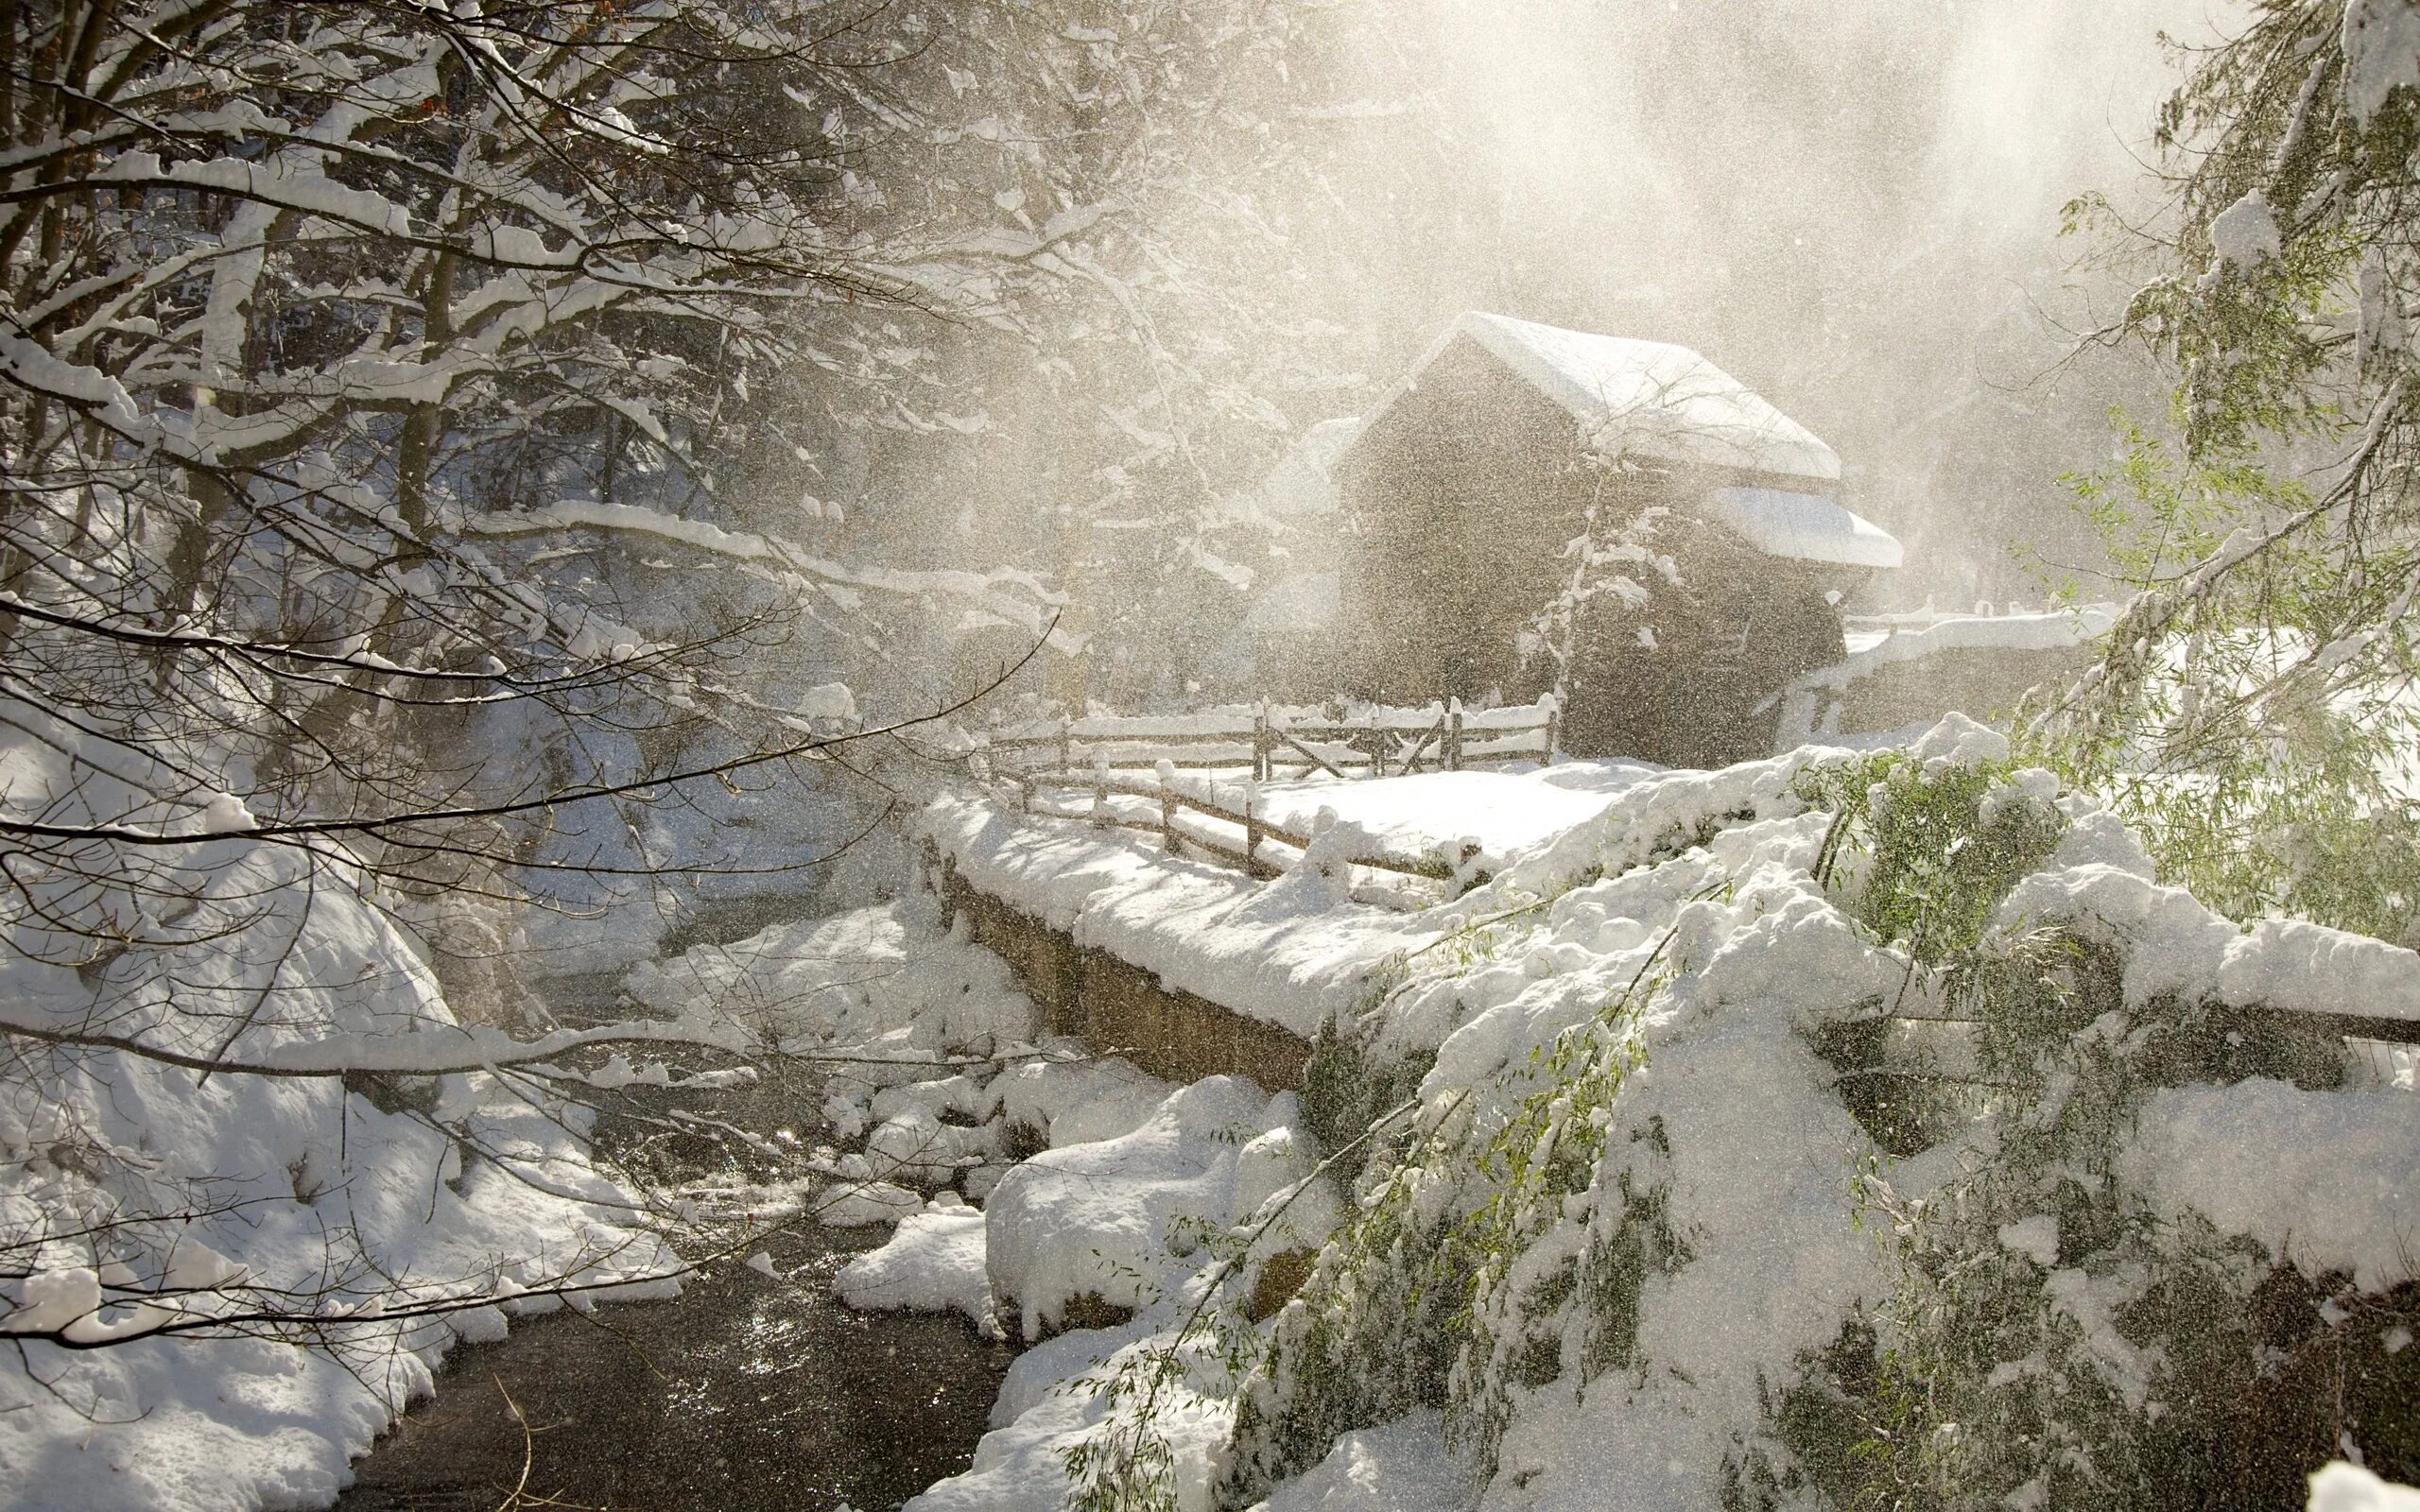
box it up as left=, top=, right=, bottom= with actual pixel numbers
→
left=336, top=1230, right=1011, bottom=1511
left=338, top=894, right=1016, bottom=1511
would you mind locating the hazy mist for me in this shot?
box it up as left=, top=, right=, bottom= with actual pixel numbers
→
left=1282, top=0, right=2231, bottom=609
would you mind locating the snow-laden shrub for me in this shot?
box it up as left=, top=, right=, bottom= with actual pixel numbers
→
left=1222, top=751, right=1910, bottom=1508
left=1201, top=721, right=2420, bottom=1512
left=1757, top=920, right=2411, bottom=1509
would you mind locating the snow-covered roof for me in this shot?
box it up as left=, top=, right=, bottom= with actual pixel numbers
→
left=1700, top=487, right=1902, bottom=570
left=1256, top=417, right=1361, bottom=517
left=1372, top=311, right=1842, bottom=482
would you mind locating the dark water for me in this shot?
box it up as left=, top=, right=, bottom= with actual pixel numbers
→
left=337, top=1230, right=1011, bottom=1512
left=339, top=893, right=1015, bottom=1511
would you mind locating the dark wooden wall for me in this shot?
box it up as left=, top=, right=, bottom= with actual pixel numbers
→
left=1558, top=518, right=1845, bottom=767
left=1327, top=335, right=1853, bottom=766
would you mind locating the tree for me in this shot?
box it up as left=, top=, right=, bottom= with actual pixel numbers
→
left=0, top=0, right=1075, bottom=1399
left=2042, top=0, right=2420, bottom=942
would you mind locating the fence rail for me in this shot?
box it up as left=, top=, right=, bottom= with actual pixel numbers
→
left=976, top=695, right=1558, bottom=785
left=966, top=696, right=1552, bottom=895
left=1015, top=760, right=1484, bottom=892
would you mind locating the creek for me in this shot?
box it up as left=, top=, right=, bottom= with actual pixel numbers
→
left=339, top=894, right=1014, bottom=1511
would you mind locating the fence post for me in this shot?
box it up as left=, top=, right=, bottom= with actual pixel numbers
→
left=1540, top=691, right=1560, bottom=766
left=1160, top=780, right=1179, bottom=855
left=1447, top=697, right=1463, bottom=771
left=1243, top=778, right=1263, bottom=873
left=1092, top=752, right=1110, bottom=829
left=1253, top=701, right=1270, bottom=782
left=1057, top=719, right=1071, bottom=778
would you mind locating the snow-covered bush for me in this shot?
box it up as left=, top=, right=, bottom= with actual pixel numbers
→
left=1191, top=721, right=2420, bottom=1512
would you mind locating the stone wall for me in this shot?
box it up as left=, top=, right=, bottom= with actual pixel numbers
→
left=934, top=860, right=1311, bottom=1091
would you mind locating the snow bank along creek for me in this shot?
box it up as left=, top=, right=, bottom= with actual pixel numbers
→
left=342, top=851, right=1386, bottom=1510
left=356, top=727, right=2420, bottom=1510
left=336, top=904, right=1041, bottom=1512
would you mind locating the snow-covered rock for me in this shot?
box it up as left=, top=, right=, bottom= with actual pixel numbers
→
left=985, top=1076, right=1335, bottom=1342
left=835, top=1197, right=994, bottom=1328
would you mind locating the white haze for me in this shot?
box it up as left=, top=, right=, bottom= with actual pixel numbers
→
left=1289, top=0, right=2233, bottom=610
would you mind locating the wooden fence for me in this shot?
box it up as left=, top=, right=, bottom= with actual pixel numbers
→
left=976, top=695, right=1557, bottom=786
left=965, top=697, right=1557, bottom=894
left=1017, top=764, right=1483, bottom=888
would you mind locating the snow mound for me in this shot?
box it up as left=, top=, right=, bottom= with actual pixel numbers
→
left=2122, top=1079, right=2420, bottom=1291
left=0, top=845, right=668, bottom=1512
left=987, top=1078, right=1337, bottom=1342
left=923, top=798, right=1433, bottom=1039
left=2314, top=1462, right=2420, bottom=1512
left=1247, top=1410, right=1478, bottom=1511
left=835, top=1198, right=993, bottom=1327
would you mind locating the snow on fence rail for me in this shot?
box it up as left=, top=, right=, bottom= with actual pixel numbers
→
left=1008, top=760, right=1486, bottom=893
left=975, top=695, right=1558, bottom=784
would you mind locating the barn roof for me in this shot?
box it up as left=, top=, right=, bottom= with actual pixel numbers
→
left=1703, top=487, right=1903, bottom=570
left=1374, top=311, right=1844, bottom=483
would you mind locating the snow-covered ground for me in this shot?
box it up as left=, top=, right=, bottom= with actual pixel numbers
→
left=923, top=796, right=1437, bottom=1040
left=28, top=710, right=2407, bottom=1512
left=926, top=759, right=1665, bottom=1038
left=0, top=858, right=678, bottom=1511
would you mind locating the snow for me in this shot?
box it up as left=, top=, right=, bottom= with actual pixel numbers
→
left=624, top=902, right=1041, bottom=1068
left=822, top=1181, right=927, bottom=1228
left=923, top=796, right=1436, bottom=1038
left=0, top=707, right=675, bottom=1512
left=2121, top=1078, right=2420, bottom=1291
left=2314, top=1463, right=2420, bottom=1512
left=2343, top=0, right=2420, bottom=124
left=1998, top=1214, right=2063, bottom=1265
left=2210, top=188, right=2284, bottom=271
left=1486, top=745, right=1831, bottom=899
left=1910, top=708, right=2012, bottom=768
left=1476, top=996, right=1891, bottom=1512
left=626, top=899, right=1190, bottom=1231
left=906, top=1322, right=1240, bottom=1512
left=1247, top=1410, right=1478, bottom=1511
left=1368, top=311, right=1841, bottom=482
left=835, top=1199, right=994, bottom=1327
left=987, top=1078, right=1337, bottom=1340
left=888, top=715, right=2420, bottom=1511
left=1997, top=864, right=2420, bottom=1026
left=0, top=1027, right=670, bottom=1512
left=1774, top=607, right=2119, bottom=751
left=1251, top=768, right=1642, bottom=869
left=1699, top=486, right=1903, bottom=569
left=1799, top=606, right=2117, bottom=689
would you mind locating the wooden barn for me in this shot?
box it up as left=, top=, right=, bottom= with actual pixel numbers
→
left=1302, top=311, right=1903, bottom=767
